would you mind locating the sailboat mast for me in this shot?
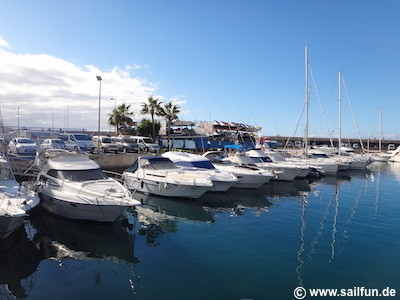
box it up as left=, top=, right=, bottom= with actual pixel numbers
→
left=304, top=47, right=309, bottom=156
left=378, top=108, right=382, bottom=153
left=338, top=71, right=342, bottom=158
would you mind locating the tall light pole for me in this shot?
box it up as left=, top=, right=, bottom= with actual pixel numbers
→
left=96, top=76, right=102, bottom=152
left=111, top=97, right=117, bottom=134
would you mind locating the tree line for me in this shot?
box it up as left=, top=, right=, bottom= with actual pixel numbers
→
left=108, top=96, right=180, bottom=142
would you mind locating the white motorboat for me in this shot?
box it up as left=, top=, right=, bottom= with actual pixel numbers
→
left=389, top=146, right=400, bottom=162
left=0, top=157, right=39, bottom=239
left=244, top=150, right=300, bottom=181
left=123, top=156, right=213, bottom=198
left=34, top=149, right=140, bottom=222
left=263, top=150, right=312, bottom=178
left=162, top=151, right=238, bottom=192
left=203, top=151, right=275, bottom=189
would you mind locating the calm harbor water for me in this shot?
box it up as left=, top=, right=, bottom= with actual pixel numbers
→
left=1, top=162, right=400, bottom=299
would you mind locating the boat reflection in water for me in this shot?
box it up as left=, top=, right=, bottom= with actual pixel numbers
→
left=0, top=227, right=41, bottom=298
left=30, top=209, right=139, bottom=264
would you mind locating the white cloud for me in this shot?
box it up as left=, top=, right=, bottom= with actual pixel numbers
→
left=0, top=39, right=160, bottom=131
left=0, top=36, right=9, bottom=49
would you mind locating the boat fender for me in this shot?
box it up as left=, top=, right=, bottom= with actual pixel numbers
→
left=140, top=180, right=144, bottom=188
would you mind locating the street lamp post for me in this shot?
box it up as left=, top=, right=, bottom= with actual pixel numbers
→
left=111, top=97, right=117, bottom=134
left=96, top=76, right=102, bottom=152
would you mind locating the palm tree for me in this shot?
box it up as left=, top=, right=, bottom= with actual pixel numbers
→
left=108, top=103, right=134, bottom=134
left=159, top=101, right=181, bottom=150
left=140, top=96, right=163, bottom=139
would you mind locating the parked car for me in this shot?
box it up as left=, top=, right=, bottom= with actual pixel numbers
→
left=8, top=138, right=37, bottom=154
left=39, top=139, right=67, bottom=151
left=58, top=133, right=95, bottom=152
left=92, top=136, right=119, bottom=153
left=112, top=136, right=139, bottom=153
left=388, top=144, right=396, bottom=151
left=130, top=136, right=159, bottom=152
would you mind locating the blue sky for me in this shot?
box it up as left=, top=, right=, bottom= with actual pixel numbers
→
left=0, top=0, right=399, bottom=139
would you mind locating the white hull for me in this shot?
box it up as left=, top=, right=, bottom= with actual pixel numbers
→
left=233, top=174, right=272, bottom=189
left=310, top=163, right=338, bottom=175
left=124, top=177, right=210, bottom=198
left=347, top=160, right=370, bottom=170
left=372, top=156, right=390, bottom=162
left=0, top=216, right=24, bottom=239
left=210, top=180, right=235, bottom=192
left=271, top=167, right=298, bottom=182
left=389, top=155, right=400, bottom=162
left=39, top=192, right=130, bottom=222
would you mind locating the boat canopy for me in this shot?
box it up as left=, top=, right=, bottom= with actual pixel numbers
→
left=224, top=144, right=244, bottom=149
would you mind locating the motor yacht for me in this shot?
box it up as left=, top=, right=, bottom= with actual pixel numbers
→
left=34, top=149, right=140, bottom=222
left=0, top=157, right=39, bottom=239
left=243, top=150, right=300, bottom=181
left=123, top=156, right=213, bottom=198
left=263, top=150, right=312, bottom=178
left=202, top=151, right=275, bottom=188
left=162, top=151, right=238, bottom=192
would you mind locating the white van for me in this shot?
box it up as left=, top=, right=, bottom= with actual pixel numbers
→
left=58, top=133, right=95, bottom=152
left=92, top=136, right=119, bottom=153
left=130, top=136, right=159, bottom=152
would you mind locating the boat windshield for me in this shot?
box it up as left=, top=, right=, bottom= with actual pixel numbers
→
left=73, top=135, right=91, bottom=141
left=58, top=168, right=108, bottom=181
left=250, top=156, right=273, bottom=163
left=0, top=166, right=14, bottom=180
left=150, top=161, right=178, bottom=170
left=176, top=160, right=216, bottom=170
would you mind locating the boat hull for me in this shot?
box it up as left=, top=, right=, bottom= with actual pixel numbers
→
left=39, top=192, right=130, bottom=222
left=208, top=180, right=234, bottom=192
left=125, top=177, right=210, bottom=198
left=233, top=174, right=272, bottom=189
left=0, top=216, right=24, bottom=239
left=348, top=160, right=370, bottom=170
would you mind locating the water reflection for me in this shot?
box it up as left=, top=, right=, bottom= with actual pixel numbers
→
left=30, top=209, right=138, bottom=264
left=387, top=162, right=400, bottom=182
left=296, top=170, right=371, bottom=286
left=0, top=228, right=40, bottom=299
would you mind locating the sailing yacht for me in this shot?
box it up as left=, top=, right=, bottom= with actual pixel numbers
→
left=0, top=156, right=40, bottom=239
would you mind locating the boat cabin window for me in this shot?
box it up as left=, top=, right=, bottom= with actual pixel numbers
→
left=176, top=160, right=216, bottom=169
left=311, top=153, right=329, bottom=158
left=250, top=156, right=273, bottom=163
left=58, top=168, right=108, bottom=181
left=0, top=166, right=14, bottom=180
left=47, top=169, right=58, bottom=178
